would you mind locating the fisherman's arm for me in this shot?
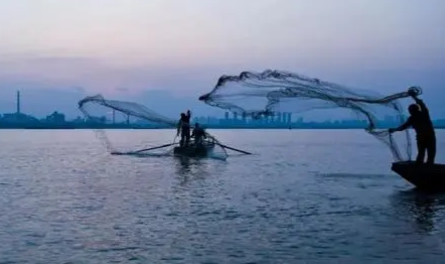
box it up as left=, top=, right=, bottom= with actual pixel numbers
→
left=186, top=110, right=191, bottom=118
left=408, top=88, right=429, bottom=114
left=413, top=96, right=429, bottom=114
left=390, top=118, right=411, bottom=133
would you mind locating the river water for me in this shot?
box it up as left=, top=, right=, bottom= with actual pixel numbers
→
left=1, top=129, right=444, bottom=263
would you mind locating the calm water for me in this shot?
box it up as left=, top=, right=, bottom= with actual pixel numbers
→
left=1, top=129, right=445, bottom=263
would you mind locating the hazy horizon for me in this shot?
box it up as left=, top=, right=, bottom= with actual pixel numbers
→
left=1, top=0, right=444, bottom=119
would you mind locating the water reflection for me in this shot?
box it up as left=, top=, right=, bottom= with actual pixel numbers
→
left=176, top=156, right=192, bottom=174
left=391, top=189, right=445, bottom=233
left=174, top=156, right=207, bottom=186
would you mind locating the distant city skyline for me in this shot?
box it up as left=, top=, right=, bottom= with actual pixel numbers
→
left=1, top=90, right=445, bottom=130
left=1, top=88, right=444, bottom=122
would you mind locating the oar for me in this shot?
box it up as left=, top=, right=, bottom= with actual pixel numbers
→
left=217, top=143, right=252, bottom=155
left=133, top=142, right=177, bottom=153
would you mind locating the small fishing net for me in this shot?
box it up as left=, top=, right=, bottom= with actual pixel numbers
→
left=199, top=69, right=421, bottom=162
left=78, top=94, right=229, bottom=159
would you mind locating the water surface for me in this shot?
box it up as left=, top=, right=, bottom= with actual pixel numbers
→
left=1, top=129, right=445, bottom=263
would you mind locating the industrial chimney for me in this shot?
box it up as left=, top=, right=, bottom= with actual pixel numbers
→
left=16, top=91, right=21, bottom=114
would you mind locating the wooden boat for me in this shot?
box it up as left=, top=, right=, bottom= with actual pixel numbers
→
left=392, top=161, right=445, bottom=190
left=173, top=139, right=216, bottom=158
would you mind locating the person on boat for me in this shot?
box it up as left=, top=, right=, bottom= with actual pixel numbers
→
left=177, top=110, right=191, bottom=147
left=389, top=88, right=436, bottom=164
left=191, top=122, right=207, bottom=147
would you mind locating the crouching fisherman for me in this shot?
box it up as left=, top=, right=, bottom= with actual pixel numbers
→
left=192, top=123, right=207, bottom=147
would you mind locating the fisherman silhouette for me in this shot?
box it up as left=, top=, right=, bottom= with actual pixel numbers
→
left=177, top=110, right=191, bottom=147
left=389, top=87, right=436, bottom=164
left=191, top=122, right=207, bottom=147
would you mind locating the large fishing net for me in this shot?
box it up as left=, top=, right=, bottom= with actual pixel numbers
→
left=78, top=94, right=229, bottom=160
left=199, top=69, right=421, bottom=162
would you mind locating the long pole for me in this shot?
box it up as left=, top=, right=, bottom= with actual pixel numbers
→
left=133, top=142, right=177, bottom=153
left=217, top=143, right=252, bottom=155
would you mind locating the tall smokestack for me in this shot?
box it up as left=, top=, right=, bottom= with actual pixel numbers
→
left=16, top=91, right=21, bottom=114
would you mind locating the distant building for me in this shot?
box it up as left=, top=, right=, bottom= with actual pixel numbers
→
left=87, top=116, right=107, bottom=124
left=1, top=113, right=38, bottom=123
left=45, top=111, right=66, bottom=123
left=286, top=113, right=292, bottom=124
left=72, top=116, right=85, bottom=123
left=0, top=90, right=40, bottom=124
left=297, top=117, right=303, bottom=124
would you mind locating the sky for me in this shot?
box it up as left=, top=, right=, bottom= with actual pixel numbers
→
left=0, top=0, right=444, bottom=119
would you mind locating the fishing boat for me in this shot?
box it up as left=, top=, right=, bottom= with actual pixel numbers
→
left=173, top=138, right=216, bottom=158
left=110, top=135, right=251, bottom=158
left=392, top=161, right=445, bottom=190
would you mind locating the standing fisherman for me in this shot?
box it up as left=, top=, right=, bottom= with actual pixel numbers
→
left=177, top=110, right=191, bottom=147
left=389, top=88, right=436, bottom=164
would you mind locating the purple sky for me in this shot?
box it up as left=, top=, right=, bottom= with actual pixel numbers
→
left=0, top=0, right=444, bottom=119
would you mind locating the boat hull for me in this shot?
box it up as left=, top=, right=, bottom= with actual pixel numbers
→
left=392, top=161, right=445, bottom=190
left=173, top=143, right=215, bottom=158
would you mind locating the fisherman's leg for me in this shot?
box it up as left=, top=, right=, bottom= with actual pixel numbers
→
left=196, top=137, right=202, bottom=147
left=180, top=133, right=185, bottom=147
left=416, top=140, right=426, bottom=164
left=185, top=129, right=191, bottom=146
left=427, top=137, right=436, bottom=165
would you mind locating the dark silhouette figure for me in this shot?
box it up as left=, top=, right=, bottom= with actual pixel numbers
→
left=177, top=110, right=191, bottom=147
left=389, top=89, right=436, bottom=164
left=191, top=123, right=207, bottom=147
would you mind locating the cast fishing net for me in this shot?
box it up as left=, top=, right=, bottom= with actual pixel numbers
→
left=78, top=94, right=228, bottom=159
left=199, top=69, right=421, bottom=162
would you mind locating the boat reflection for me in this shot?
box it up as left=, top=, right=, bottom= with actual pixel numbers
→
left=174, top=156, right=208, bottom=186
left=391, top=188, right=445, bottom=233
